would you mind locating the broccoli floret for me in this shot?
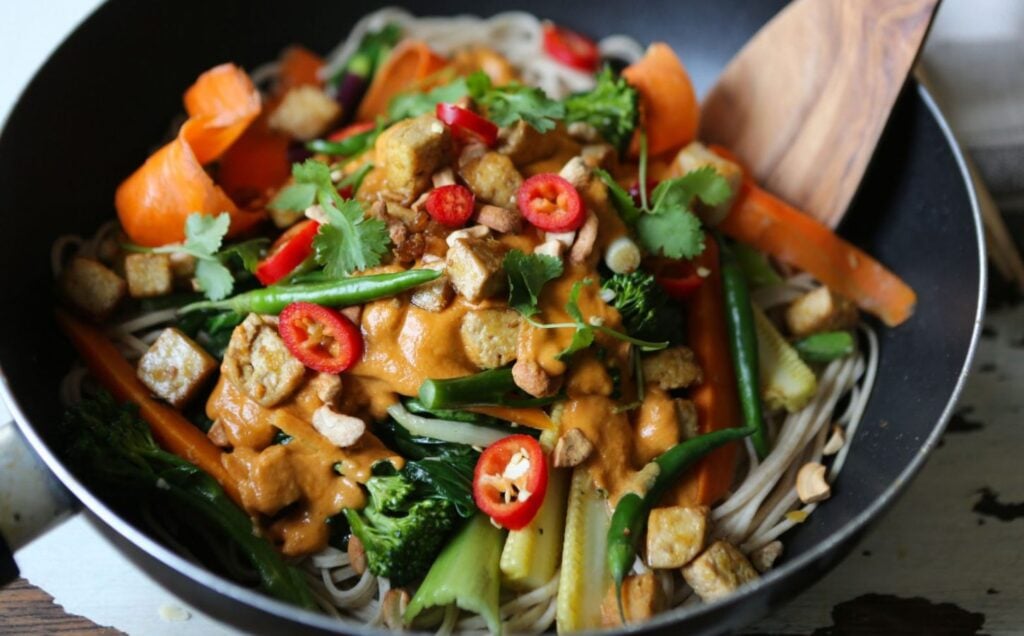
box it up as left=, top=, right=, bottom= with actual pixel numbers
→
left=601, top=271, right=681, bottom=344
left=564, top=67, right=639, bottom=150
left=345, top=473, right=459, bottom=585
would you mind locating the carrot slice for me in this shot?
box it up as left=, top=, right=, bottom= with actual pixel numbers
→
left=54, top=310, right=240, bottom=505
left=722, top=179, right=917, bottom=327
left=356, top=40, right=448, bottom=121
left=468, top=406, right=553, bottom=431
left=276, top=45, right=325, bottom=94
left=623, top=43, right=699, bottom=157
left=115, top=63, right=265, bottom=247
left=671, top=236, right=744, bottom=506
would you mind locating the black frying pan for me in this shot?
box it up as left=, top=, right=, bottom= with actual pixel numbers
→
left=0, top=0, right=984, bottom=634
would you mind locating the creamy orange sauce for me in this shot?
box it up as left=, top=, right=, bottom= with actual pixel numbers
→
left=208, top=376, right=401, bottom=556
left=633, top=388, right=680, bottom=465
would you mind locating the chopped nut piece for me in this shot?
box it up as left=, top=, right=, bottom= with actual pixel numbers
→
left=431, top=167, right=456, bottom=187
left=749, top=540, right=783, bottom=573
left=512, top=358, right=562, bottom=398
left=125, top=253, right=173, bottom=298
left=569, top=212, right=599, bottom=263
left=600, top=572, right=666, bottom=626
left=460, top=308, right=521, bottom=369
left=347, top=535, right=367, bottom=575
left=682, top=540, right=759, bottom=602
left=380, top=588, right=410, bottom=631
left=580, top=143, right=617, bottom=170
left=476, top=204, right=522, bottom=234
left=533, top=239, right=566, bottom=260
left=312, top=405, right=367, bottom=448
left=310, top=372, right=343, bottom=406
left=546, top=230, right=576, bottom=247
left=823, top=425, right=845, bottom=456
left=59, top=256, right=127, bottom=321
left=646, top=505, right=709, bottom=569
left=378, top=114, right=453, bottom=202
left=566, top=121, right=600, bottom=143
left=785, top=286, right=858, bottom=337
left=340, top=305, right=363, bottom=324
left=553, top=428, right=594, bottom=468
left=137, top=328, right=218, bottom=408
left=558, top=156, right=591, bottom=189
left=268, top=85, right=341, bottom=141
left=222, top=314, right=306, bottom=407
left=796, top=462, right=831, bottom=503
left=459, top=151, right=523, bottom=207
left=642, top=347, right=704, bottom=390
left=445, top=237, right=507, bottom=302
left=445, top=224, right=491, bottom=248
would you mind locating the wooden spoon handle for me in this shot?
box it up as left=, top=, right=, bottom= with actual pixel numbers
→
left=700, top=0, right=939, bottom=227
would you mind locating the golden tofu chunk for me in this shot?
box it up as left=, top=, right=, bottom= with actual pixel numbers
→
left=672, top=141, right=742, bottom=225
left=600, top=572, right=666, bottom=627
left=59, top=256, right=127, bottom=321
left=497, top=120, right=559, bottom=166
left=224, top=446, right=302, bottom=517
left=379, top=114, right=453, bottom=201
left=445, top=237, right=507, bottom=302
left=222, top=314, right=306, bottom=407
left=646, top=505, right=710, bottom=569
left=642, top=347, right=704, bottom=390
left=460, top=308, right=521, bottom=369
left=136, top=328, right=217, bottom=408
left=268, top=85, right=341, bottom=141
left=410, top=263, right=454, bottom=313
left=682, top=540, right=759, bottom=602
left=785, top=286, right=859, bottom=337
left=459, top=151, right=523, bottom=208
left=124, top=253, right=172, bottom=298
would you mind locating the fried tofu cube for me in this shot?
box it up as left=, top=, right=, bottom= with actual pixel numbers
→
left=459, top=151, right=523, bottom=207
left=497, top=120, right=559, bottom=166
left=168, top=252, right=197, bottom=284
left=445, top=237, right=507, bottom=302
left=410, top=262, right=454, bottom=313
left=222, top=314, right=306, bottom=407
left=137, top=328, right=218, bottom=408
left=268, top=85, right=341, bottom=141
left=379, top=114, right=453, bottom=201
left=59, top=256, right=126, bottom=321
left=672, top=141, right=742, bottom=225
left=460, top=308, right=521, bottom=369
left=642, top=347, right=704, bottom=390
left=646, top=505, right=710, bottom=569
left=682, top=540, right=759, bottom=602
left=600, top=572, right=666, bottom=627
left=249, top=445, right=302, bottom=515
left=124, top=253, right=172, bottom=298
left=784, top=286, right=859, bottom=337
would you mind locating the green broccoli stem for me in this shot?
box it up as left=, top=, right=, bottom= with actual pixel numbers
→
left=417, top=368, right=557, bottom=409
left=405, top=514, right=506, bottom=635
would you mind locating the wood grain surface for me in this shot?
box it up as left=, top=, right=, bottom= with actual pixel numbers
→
left=0, top=579, right=122, bottom=635
left=700, top=0, right=939, bottom=227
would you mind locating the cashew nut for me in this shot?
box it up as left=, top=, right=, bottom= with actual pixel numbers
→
left=750, top=540, right=783, bottom=573
left=796, top=462, right=831, bottom=504
left=822, top=426, right=845, bottom=456
left=347, top=535, right=367, bottom=575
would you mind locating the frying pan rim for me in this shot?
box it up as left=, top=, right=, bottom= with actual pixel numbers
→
left=0, top=22, right=986, bottom=634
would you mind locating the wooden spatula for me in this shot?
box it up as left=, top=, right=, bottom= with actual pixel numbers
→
left=700, top=0, right=939, bottom=228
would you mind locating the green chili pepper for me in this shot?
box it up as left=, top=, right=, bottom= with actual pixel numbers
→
left=719, top=236, right=769, bottom=459
left=180, top=269, right=440, bottom=315
left=606, top=425, right=753, bottom=622
left=418, top=368, right=559, bottom=410
left=794, top=331, right=855, bottom=363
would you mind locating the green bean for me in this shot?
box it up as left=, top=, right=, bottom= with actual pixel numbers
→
left=794, top=331, right=855, bottom=363
left=606, top=426, right=753, bottom=621
left=418, top=368, right=559, bottom=409
left=180, top=269, right=440, bottom=315
left=719, top=237, right=769, bottom=459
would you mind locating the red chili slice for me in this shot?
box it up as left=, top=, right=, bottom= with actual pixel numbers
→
left=436, top=103, right=498, bottom=147
left=517, top=174, right=586, bottom=232
left=278, top=302, right=363, bottom=374
left=542, top=23, right=600, bottom=73
left=425, top=184, right=475, bottom=228
left=655, top=259, right=704, bottom=300
left=254, top=220, right=320, bottom=286
left=327, top=121, right=376, bottom=142
left=473, top=435, right=548, bottom=530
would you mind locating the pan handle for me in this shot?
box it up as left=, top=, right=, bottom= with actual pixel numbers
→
left=0, top=419, right=74, bottom=585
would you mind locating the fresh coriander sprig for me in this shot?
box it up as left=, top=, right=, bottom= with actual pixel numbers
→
left=503, top=249, right=564, bottom=318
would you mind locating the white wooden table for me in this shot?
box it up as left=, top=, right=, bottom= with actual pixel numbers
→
left=1, top=1, right=1022, bottom=634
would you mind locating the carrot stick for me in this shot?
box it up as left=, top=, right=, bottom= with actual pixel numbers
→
left=54, top=310, right=240, bottom=504
left=355, top=40, right=448, bottom=121
left=115, top=64, right=265, bottom=247
left=276, top=46, right=325, bottom=94
left=623, top=43, right=699, bottom=157
left=721, top=179, right=917, bottom=327
left=672, top=236, right=744, bottom=506
left=468, top=406, right=553, bottom=431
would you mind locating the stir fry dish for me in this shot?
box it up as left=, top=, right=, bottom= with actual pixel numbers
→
left=52, top=9, right=916, bottom=634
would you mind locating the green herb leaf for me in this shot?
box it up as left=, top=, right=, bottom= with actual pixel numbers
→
left=194, top=258, right=234, bottom=302
left=467, top=72, right=565, bottom=132
left=220, top=239, right=269, bottom=273
left=268, top=183, right=317, bottom=213
left=650, top=166, right=733, bottom=211
left=388, top=77, right=469, bottom=120
left=557, top=279, right=596, bottom=360
left=184, top=213, right=230, bottom=255
left=339, top=163, right=375, bottom=196
left=594, top=168, right=642, bottom=225
left=563, top=67, right=639, bottom=149
left=305, top=121, right=385, bottom=158
left=636, top=206, right=705, bottom=259
left=503, top=249, right=564, bottom=318
left=292, top=158, right=336, bottom=190
left=313, top=194, right=390, bottom=277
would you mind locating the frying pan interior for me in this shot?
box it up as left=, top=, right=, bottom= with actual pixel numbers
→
left=0, top=0, right=982, bottom=634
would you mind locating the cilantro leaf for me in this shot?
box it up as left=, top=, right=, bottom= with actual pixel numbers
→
left=563, top=67, right=639, bottom=149
left=503, top=249, right=564, bottom=318
left=388, top=77, right=469, bottom=120
left=313, top=195, right=390, bottom=277
left=467, top=72, right=565, bottom=132
left=194, top=258, right=234, bottom=302
left=650, top=166, right=732, bottom=212
left=556, top=279, right=596, bottom=360
left=594, top=168, right=642, bottom=226
left=636, top=206, right=705, bottom=259
left=292, top=159, right=335, bottom=191
left=184, top=213, right=229, bottom=255
left=220, top=239, right=269, bottom=273
left=268, top=183, right=317, bottom=213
